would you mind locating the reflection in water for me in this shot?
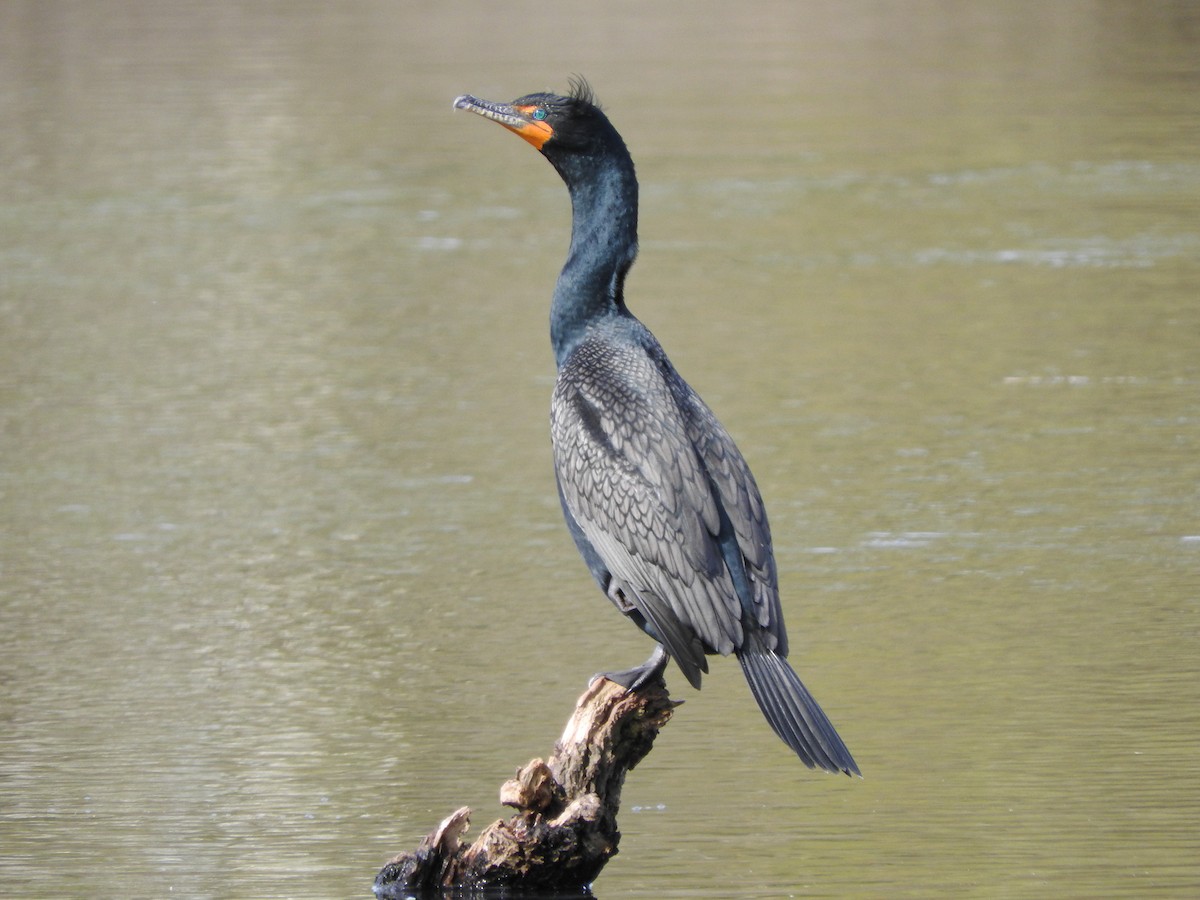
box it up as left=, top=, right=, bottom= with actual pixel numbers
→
left=1, top=2, right=1198, bottom=898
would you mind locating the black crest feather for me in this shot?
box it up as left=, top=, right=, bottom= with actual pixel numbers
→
left=567, top=75, right=598, bottom=108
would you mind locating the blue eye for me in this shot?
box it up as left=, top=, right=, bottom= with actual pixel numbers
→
left=532, top=108, right=547, bottom=121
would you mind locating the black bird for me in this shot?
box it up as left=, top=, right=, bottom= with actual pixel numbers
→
left=454, top=80, right=859, bottom=776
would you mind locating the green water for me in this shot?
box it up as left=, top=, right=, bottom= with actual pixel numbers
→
left=2, top=2, right=1197, bottom=897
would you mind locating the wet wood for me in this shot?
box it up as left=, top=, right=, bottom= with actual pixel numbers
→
left=373, top=676, right=679, bottom=897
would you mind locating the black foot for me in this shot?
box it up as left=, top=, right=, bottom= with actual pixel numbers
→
left=591, top=645, right=670, bottom=692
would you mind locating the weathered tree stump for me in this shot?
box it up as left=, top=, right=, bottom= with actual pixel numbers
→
left=374, top=676, right=679, bottom=897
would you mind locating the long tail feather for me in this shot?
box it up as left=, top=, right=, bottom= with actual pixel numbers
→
left=737, top=631, right=860, bottom=776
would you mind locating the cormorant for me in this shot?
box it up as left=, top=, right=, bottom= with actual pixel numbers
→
left=454, top=79, right=859, bottom=776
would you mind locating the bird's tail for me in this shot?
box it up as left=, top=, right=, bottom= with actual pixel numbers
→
left=737, top=630, right=860, bottom=776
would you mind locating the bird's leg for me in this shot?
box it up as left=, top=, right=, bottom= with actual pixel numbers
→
left=592, top=644, right=670, bottom=693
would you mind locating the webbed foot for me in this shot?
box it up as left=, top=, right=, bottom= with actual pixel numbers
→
left=590, top=645, right=670, bottom=692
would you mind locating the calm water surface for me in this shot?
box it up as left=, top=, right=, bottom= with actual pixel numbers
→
left=2, top=2, right=1198, bottom=897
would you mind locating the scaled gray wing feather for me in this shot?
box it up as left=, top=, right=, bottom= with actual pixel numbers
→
left=670, top=376, right=786, bottom=655
left=552, top=332, right=783, bottom=667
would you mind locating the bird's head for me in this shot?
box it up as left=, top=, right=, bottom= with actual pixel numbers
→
left=453, top=77, right=620, bottom=163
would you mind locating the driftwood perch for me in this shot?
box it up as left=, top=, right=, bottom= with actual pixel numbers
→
left=374, top=676, right=679, bottom=897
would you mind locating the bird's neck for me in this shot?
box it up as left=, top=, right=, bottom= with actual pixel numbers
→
left=550, top=155, right=639, bottom=367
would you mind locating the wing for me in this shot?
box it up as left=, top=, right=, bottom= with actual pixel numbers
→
left=551, top=334, right=745, bottom=668
left=665, top=360, right=787, bottom=655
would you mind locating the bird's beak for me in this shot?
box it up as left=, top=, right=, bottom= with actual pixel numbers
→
left=453, top=94, right=553, bottom=150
